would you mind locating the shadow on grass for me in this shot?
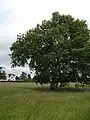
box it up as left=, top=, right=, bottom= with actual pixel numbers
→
left=22, top=85, right=90, bottom=93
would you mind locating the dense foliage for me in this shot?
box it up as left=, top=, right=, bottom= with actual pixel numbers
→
left=10, top=12, right=90, bottom=88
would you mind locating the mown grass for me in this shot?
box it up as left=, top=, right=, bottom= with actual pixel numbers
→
left=0, top=82, right=90, bottom=120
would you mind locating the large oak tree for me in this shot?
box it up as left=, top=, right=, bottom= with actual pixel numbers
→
left=10, top=12, right=90, bottom=89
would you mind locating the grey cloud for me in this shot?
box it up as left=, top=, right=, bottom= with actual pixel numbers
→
left=0, top=36, right=15, bottom=67
left=0, top=52, right=10, bottom=66
left=0, top=0, right=16, bottom=67
left=0, top=36, right=13, bottom=50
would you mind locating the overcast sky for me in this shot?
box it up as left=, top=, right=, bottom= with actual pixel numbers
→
left=0, top=0, right=90, bottom=76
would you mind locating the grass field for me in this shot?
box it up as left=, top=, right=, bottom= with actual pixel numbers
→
left=0, top=82, right=90, bottom=120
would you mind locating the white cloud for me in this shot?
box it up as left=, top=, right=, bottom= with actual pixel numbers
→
left=6, top=67, right=29, bottom=76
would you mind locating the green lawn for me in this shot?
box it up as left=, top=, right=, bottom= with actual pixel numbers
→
left=0, top=82, right=90, bottom=120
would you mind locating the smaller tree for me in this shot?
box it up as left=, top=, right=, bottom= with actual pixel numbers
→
left=15, top=76, right=20, bottom=81
left=0, top=67, right=6, bottom=80
left=20, top=72, right=27, bottom=80
left=28, top=74, right=31, bottom=79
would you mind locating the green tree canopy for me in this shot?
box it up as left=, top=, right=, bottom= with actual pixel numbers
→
left=10, top=12, right=90, bottom=88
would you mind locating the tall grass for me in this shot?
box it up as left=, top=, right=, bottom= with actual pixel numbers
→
left=0, top=82, right=90, bottom=120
